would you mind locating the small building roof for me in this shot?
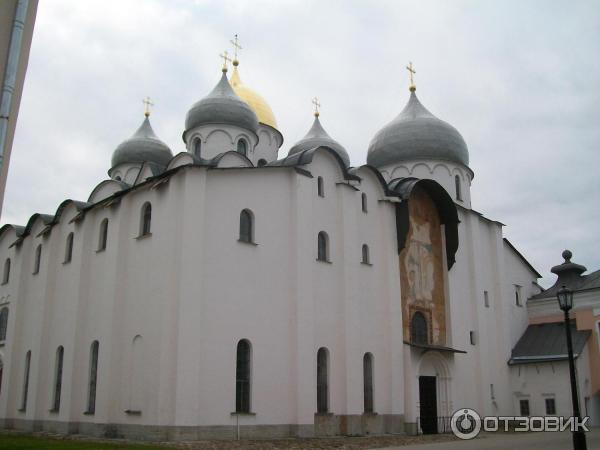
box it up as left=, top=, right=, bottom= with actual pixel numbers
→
left=508, top=321, right=591, bottom=365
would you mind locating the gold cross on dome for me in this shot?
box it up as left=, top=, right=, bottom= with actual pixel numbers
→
left=312, top=97, right=321, bottom=117
left=142, top=96, right=154, bottom=117
left=406, top=62, right=416, bottom=91
left=230, top=34, right=242, bottom=63
left=219, top=50, right=232, bottom=70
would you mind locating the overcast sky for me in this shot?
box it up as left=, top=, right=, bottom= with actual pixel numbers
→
left=3, top=0, right=599, bottom=287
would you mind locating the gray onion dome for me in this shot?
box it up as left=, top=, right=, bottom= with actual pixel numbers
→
left=184, top=70, right=259, bottom=138
left=288, top=115, right=350, bottom=167
left=367, top=91, right=469, bottom=168
left=111, top=116, right=173, bottom=168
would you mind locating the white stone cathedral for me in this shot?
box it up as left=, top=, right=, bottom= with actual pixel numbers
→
left=0, top=54, right=544, bottom=440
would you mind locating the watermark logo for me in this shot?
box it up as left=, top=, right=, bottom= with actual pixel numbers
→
left=450, top=408, right=590, bottom=440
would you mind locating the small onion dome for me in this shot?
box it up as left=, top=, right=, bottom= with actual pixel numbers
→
left=184, top=70, right=259, bottom=139
left=230, top=64, right=278, bottom=131
left=367, top=90, right=469, bottom=168
left=111, top=116, right=172, bottom=168
left=288, top=115, right=350, bottom=167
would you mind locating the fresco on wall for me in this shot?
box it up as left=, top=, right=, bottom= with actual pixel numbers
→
left=400, top=186, right=447, bottom=345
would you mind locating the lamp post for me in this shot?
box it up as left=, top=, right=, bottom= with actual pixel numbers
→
left=556, top=285, right=587, bottom=450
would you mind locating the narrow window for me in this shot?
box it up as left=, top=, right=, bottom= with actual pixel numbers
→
left=140, top=203, right=152, bottom=236
left=519, top=399, right=530, bottom=416
left=0, top=307, right=8, bottom=341
left=87, top=341, right=99, bottom=414
left=515, top=285, right=522, bottom=306
left=52, top=346, right=64, bottom=412
left=2, top=258, right=9, bottom=284
left=363, top=353, right=374, bottom=413
left=20, top=351, right=31, bottom=411
left=98, top=219, right=108, bottom=251
left=455, top=175, right=462, bottom=201
left=490, top=383, right=495, bottom=400
left=361, top=193, right=368, bottom=213
left=317, top=231, right=329, bottom=262
left=470, top=331, right=476, bottom=345
left=484, top=290, right=489, bottom=308
left=235, top=339, right=251, bottom=413
left=64, top=232, right=74, bottom=263
left=239, top=209, right=254, bottom=243
left=257, top=159, right=267, bottom=167
left=317, top=176, right=324, bottom=197
left=411, top=312, right=428, bottom=345
left=317, top=347, right=329, bottom=413
left=33, top=244, right=42, bottom=274
left=545, top=398, right=556, bottom=415
left=361, top=244, right=370, bottom=264
left=237, top=139, right=247, bottom=156
left=193, top=138, right=201, bottom=158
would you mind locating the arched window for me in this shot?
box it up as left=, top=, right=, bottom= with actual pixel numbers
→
left=363, top=353, right=374, bottom=413
left=0, top=307, right=8, bottom=341
left=52, top=346, right=64, bottom=412
left=98, top=219, right=108, bottom=251
left=115, top=175, right=122, bottom=181
left=317, top=347, right=329, bottom=413
left=317, top=176, right=324, bottom=197
left=193, top=138, right=202, bottom=158
left=2, top=258, right=10, bottom=284
left=455, top=175, right=462, bottom=201
left=235, top=339, right=251, bottom=413
left=64, top=232, right=74, bottom=263
left=87, top=341, right=99, bottom=414
left=361, top=193, right=368, bottom=213
left=239, top=209, right=254, bottom=243
left=140, top=203, right=152, bottom=237
left=33, top=244, right=42, bottom=274
left=20, top=350, right=31, bottom=411
left=411, top=312, right=428, bottom=345
left=237, top=139, right=247, bottom=156
left=257, top=159, right=267, bottom=167
left=317, top=232, right=329, bottom=262
left=361, top=244, right=370, bottom=264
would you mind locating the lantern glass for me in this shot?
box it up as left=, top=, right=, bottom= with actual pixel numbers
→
left=557, top=286, right=573, bottom=311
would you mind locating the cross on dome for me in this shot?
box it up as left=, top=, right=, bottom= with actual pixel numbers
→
left=406, top=62, right=416, bottom=92
left=230, top=34, right=242, bottom=66
left=219, top=50, right=232, bottom=71
left=142, top=96, right=154, bottom=117
left=312, top=97, right=321, bottom=117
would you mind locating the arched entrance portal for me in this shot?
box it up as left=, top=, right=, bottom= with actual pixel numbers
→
left=417, top=351, right=452, bottom=434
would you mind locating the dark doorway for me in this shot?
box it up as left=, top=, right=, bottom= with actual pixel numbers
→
left=419, top=376, right=437, bottom=434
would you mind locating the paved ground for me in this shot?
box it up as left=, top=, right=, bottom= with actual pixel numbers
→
left=374, top=428, right=599, bottom=450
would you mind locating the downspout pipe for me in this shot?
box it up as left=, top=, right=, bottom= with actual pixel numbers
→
left=0, top=0, right=30, bottom=170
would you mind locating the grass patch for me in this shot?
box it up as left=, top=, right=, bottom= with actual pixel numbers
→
left=0, top=433, right=167, bottom=450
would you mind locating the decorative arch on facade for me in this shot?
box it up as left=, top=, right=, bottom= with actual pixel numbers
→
left=205, top=128, right=235, bottom=145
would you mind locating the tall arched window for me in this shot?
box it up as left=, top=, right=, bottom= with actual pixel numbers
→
left=317, top=176, right=324, bottom=197
left=0, top=307, right=8, bottom=341
left=455, top=175, right=462, bottom=201
left=237, top=139, right=247, bottom=156
left=361, top=193, right=368, bottom=213
left=33, top=244, right=42, bottom=274
left=317, top=232, right=329, bottom=262
left=235, top=339, right=251, bottom=413
left=52, top=346, right=64, bottom=412
left=2, top=258, right=10, bottom=284
left=20, top=350, right=31, bottom=411
left=361, top=244, right=370, bottom=264
left=363, top=353, right=374, bottom=413
left=257, top=159, right=267, bottom=167
left=239, top=209, right=254, bottom=243
left=193, top=138, right=201, bottom=158
left=87, top=341, right=99, bottom=414
left=411, top=312, right=428, bottom=345
left=140, top=203, right=152, bottom=236
left=64, top=232, right=74, bottom=263
left=98, top=219, right=108, bottom=251
left=317, top=347, right=329, bottom=413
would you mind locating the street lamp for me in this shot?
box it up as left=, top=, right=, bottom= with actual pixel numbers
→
left=556, top=285, right=587, bottom=450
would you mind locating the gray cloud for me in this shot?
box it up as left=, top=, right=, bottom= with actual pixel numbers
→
left=4, top=0, right=599, bottom=287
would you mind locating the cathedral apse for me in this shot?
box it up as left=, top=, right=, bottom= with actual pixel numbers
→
left=400, top=185, right=447, bottom=346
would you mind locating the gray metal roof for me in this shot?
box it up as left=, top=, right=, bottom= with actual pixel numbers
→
left=287, top=116, right=350, bottom=167
left=184, top=70, right=259, bottom=137
left=367, top=91, right=469, bottom=168
left=111, top=117, right=173, bottom=168
left=508, top=321, right=591, bottom=365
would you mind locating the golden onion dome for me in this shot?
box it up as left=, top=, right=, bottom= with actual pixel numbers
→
left=230, top=65, right=278, bottom=130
